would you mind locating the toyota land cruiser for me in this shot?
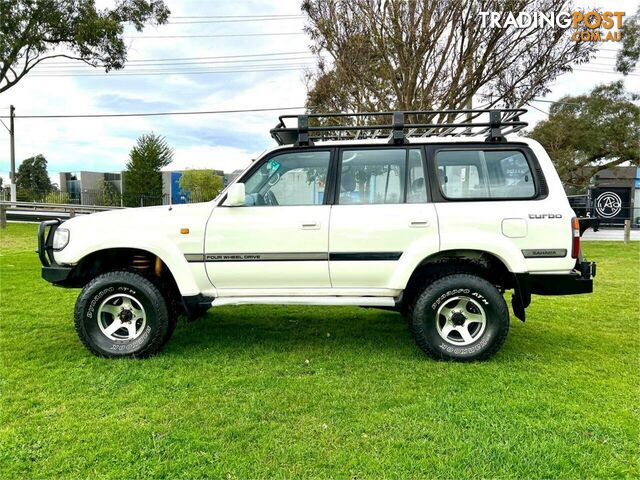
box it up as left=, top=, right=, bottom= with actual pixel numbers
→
left=37, top=109, right=596, bottom=361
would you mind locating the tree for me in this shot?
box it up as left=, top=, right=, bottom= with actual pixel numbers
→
left=123, top=133, right=173, bottom=207
left=178, top=170, right=224, bottom=203
left=616, top=6, right=640, bottom=75
left=16, top=154, right=52, bottom=200
left=529, top=82, right=640, bottom=192
left=302, top=0, right=597, bottom=115
left=0, top=0, right=169, bottom=93
left=99, top=178, right=121, bottom=207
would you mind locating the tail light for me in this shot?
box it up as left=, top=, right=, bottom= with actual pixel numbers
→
left=571, top=217, right=580, bottom=258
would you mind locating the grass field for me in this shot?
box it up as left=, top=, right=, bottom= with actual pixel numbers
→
left=1, top=222, right=638, bottom=479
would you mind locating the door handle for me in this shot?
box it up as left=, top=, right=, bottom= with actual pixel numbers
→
left=409, top=219, right=430, bottom=228
left=301, top=221, right=320, bottom=230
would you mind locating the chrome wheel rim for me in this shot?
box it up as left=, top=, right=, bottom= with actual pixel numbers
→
left=97, top=293, right=147, bottom=341
left=436, top=296, right=487, bottom=346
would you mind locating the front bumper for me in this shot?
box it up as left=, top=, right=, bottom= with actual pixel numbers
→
left=37, top=219, right=73, bottom=285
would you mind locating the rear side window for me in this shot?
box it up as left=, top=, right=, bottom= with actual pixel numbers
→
left=436, top=150, right=536, bottom=199
left=338, top=148, right=426, bottom=204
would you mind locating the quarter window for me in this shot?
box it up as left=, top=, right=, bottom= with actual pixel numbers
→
left=436, top=150, right=535, bottom=199
left=243, top=151, right=330, bottom=206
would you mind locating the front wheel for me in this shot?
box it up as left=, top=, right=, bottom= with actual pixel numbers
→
left=409, top=273, right=509, bottom=361
left=74, top=271, right=172, bottom=358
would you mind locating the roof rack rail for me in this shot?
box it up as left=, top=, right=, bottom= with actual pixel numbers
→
left=270, top=108, right=527, bottom=146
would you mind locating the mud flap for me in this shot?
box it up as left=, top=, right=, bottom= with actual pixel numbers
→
left=511, top=273, right=531, bottom=322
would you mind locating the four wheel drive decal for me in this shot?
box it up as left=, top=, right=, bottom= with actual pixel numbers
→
left=522, top=249, right=567, bottom=258
left=184, top=252, right=403, bottom=262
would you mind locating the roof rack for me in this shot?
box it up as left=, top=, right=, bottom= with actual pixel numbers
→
left=270, top=108, right=527, bottom=146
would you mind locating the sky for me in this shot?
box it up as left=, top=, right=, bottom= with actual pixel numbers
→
left=0, top=0, right=638, bottom=186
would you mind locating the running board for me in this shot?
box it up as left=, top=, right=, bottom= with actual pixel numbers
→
left=210, top=296, right=397, bottom=308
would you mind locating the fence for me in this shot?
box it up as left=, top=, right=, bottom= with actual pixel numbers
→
left=568, top=194, right=640, bottom=228
left=0, top=188, right=218, bottom=207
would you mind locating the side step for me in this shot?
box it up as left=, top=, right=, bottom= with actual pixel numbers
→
left=210, top=296, right=397, bottom=308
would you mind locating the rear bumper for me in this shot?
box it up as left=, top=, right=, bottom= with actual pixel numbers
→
left=529, top=265, right=595, bottom=295
left=521, top=260, right=596, bottom=296
left=512, top=260, right=595, bottom=321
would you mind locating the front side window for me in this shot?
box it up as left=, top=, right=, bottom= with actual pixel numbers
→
left=243, top=150, right=330, bottom=206
left=436, top=150, right=536, bottom=199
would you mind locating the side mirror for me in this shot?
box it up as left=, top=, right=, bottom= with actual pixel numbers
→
left=223, top=183, right=246, bottom=206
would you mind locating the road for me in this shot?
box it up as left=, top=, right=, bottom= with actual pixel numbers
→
left=582, top=228, right=640, bottom=241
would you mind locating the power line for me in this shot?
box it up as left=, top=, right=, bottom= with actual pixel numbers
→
left=573, top=67, right=638, bottom=76
left=167, top=17, right=305, bottom=24
left=528, top=103, right=550, bottom=116
left=0, top=106, right=307, bottom=120
left=30, top=51, right=313, bottom=65
left=31, top=55, right=319, bottom=70
left=124, top=32, right=306, bottom=39
left=28, top=65, right=313, bottom=77
left=170, top=14, right=303, bottom=19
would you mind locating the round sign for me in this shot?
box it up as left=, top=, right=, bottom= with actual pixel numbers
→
left=595, top=192, right=622, bottom=218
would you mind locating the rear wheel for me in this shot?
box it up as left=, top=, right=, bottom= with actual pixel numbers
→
left=74, top=271, right=172, bottom=358
left=409, top=273, right=509, bottom=361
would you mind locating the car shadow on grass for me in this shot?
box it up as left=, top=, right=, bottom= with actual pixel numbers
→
left=165, top=305, right=423, bottom=358
left=160, top=305, right=540, bottom=363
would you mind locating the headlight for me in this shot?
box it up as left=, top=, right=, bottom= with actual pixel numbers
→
left=52, top=228, right=70, bottom=250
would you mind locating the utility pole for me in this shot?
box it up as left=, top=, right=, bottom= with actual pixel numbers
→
left=9, top=105, right=16, bottom=202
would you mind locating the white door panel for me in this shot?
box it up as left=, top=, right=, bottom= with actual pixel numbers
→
left=205, top=205, right=331, bottom=288
left=329, top=203, right=438, bottom=288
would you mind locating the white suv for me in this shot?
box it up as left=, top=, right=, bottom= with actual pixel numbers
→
left=38, top=109, right=596, bottom=361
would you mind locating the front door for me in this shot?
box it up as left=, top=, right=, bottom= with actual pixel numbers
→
left=205, top=149, right=333, bottom=290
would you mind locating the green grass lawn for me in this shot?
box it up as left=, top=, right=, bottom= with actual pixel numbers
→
left=1, top=222, right=638, bottom=479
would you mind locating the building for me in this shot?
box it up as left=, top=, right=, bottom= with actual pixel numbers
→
left=57, top=169, right=230, bottom=206
left=162, top=169, right=224, bottom=204
left=58, top=171, right=122, bottom=205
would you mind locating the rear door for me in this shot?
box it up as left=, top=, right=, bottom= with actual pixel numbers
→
left=329, top=146, right=439, bottom=288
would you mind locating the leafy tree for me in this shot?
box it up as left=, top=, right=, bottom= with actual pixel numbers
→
left=529, top=82, right=640, bottom=192
left=616, top=7, right=640, bottom=75
left=123, top=133, right=173, bottom=207
left=16, top=154, right=52, bottom=200
left=44, top=190, right=70, bottom=204
left=302, top=0, right=597, bottom=114
left=178, top=170, right=224, bottom=203
left=99, top=178, right=121, bottom=207
left=0, top=0, right=170, bottom=93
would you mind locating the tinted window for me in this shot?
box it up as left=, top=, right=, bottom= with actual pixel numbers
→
left=339, top=149, right=404, bottom=204
left=436, top=150, right=535, bottom=199
left=338, top=148, right=426, bottom=204
left=244, top=151, right=330, bottom=206
left=407, top=149, right=427, bottom=203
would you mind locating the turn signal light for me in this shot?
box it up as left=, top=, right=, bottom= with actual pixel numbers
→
left=571, top=217, right=580, bottom=258
left=180, top=228, right=190, bottom=235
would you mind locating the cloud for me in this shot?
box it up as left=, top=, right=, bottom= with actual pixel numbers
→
left=0, top=0, right=635, bottom=182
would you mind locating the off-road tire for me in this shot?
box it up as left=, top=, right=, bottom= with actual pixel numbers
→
left=409, top=273, right=509, bottom=361
left=74, top=271, right=171, bottom=358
